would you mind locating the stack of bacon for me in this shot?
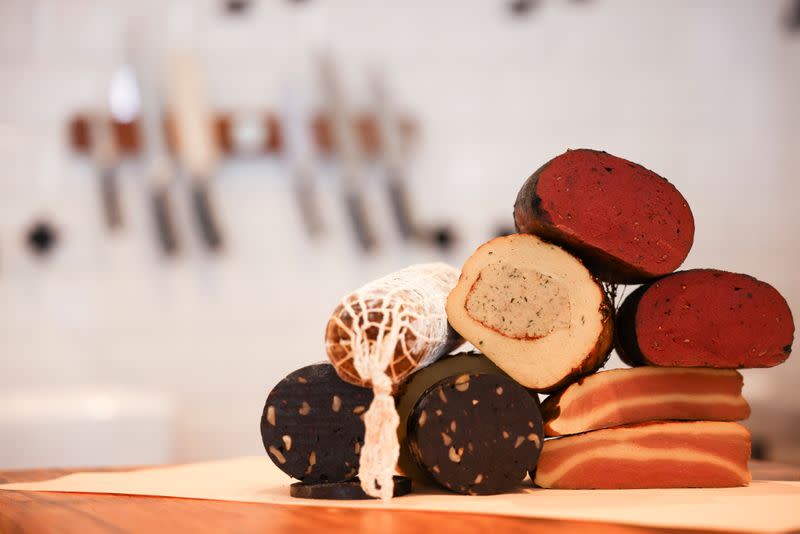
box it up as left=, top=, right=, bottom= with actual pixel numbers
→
left=504, top=149, right=795, bottom=490
left=534, top=367, right=753, bottom=489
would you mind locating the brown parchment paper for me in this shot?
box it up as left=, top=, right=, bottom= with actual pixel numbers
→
left=1, top=457, right=798, bottom=533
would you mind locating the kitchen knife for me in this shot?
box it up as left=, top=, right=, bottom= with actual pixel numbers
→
left=370, top=71, right=416, bottom=241
left=318, top=53, right=377, bottom=252
left=132, top=47, right=181, bottom=256
left=166, top=53, right=224, bottom=252
left=370, top=70, right=456, bottom=252
left=89, top=111, right=123, bottom=231
left=281, top=85, right=324, bottom=238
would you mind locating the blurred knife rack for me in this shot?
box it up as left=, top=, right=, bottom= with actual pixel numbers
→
left=67, top=103, right=418, bottom=251
left=68, top=112, right=416, bottom=158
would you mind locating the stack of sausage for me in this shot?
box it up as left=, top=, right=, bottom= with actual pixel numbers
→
left=260, top=148, right=795, bottom=498
left=472, top=149, right=793, bottom=490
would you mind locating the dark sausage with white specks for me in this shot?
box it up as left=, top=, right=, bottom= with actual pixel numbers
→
left=260, top=363, right=373, bottom=483
left=289, top=476, right=412, bottom=500
left=406, top=373, right=543, bottom=495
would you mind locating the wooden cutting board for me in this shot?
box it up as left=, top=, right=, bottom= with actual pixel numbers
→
left=1, top=459, right=798, bottom=534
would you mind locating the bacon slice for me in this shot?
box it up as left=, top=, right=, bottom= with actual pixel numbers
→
left=541, top=367, right=750, bottom=437
left=533, top=421, right=752, bottom=489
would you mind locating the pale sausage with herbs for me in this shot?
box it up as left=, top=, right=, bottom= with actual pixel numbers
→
left=446, top=234, right=613, bottom=392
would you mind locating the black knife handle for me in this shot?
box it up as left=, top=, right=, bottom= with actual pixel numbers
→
left=191, top=183, right=224, bottom=252
left=293, top=176, right=325, bottom=238
left=344, top=190, right=377, bottom=252
left=100, top=168, right=123, bottom=230
left=151, top=188, right=180, bottom=256
left=386, top=170, right=416, bottom=240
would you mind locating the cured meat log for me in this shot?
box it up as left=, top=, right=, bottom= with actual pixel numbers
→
left=533, top=421, right=752, bottom=489
left=260, top=363, right=373, bottom=483
left=446, top=234, right=613, bottom=392
left=406, top=373, right=543, bottom=495
left=325, top=263, right=463, bottom=499
left=514, top=149, right=694, bottom=283
left=616, top=269, right=794, bottom=368
left=541, top=367, right=750, bottom=437
left=395, top=351, right=509, bottom=481
left=326, top=262, right=463, bottom=388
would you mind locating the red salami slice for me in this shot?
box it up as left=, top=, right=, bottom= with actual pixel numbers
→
left=616, top=269, right=794, bottom=368
left=514, top=149, right=694, bottom=283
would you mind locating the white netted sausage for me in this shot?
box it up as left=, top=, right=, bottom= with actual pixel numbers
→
left=325, top=263, right=463, bottom=499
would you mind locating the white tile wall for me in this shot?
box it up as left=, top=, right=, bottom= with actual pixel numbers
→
left=0, top=0, right=798, bottom=466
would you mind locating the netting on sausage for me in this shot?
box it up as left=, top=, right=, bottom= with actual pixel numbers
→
left=325, top=263, right=459, bottom=499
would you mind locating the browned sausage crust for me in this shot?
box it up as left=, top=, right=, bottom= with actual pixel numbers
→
left=616, top=269, right=794, bottom=368
left=514, top=149, right=694, bottom=283
left=446, top=234, right=614, bottom=393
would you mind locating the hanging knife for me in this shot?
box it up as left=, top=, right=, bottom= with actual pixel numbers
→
left=370, top=70, right=417, bottom=241
left=318, top=53, right=378, bottom=252
left=281, top=85, right=325, bottom=238
left=166, top=53, right=224, bottom=252
left=370, top=70, right=456, bottom=252
left=132, top=48, right=181, bottom=256
left=89, top=110, right=123, bottom=231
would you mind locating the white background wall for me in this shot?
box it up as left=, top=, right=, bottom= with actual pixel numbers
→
left=0, top=0, right=798, bottom=465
